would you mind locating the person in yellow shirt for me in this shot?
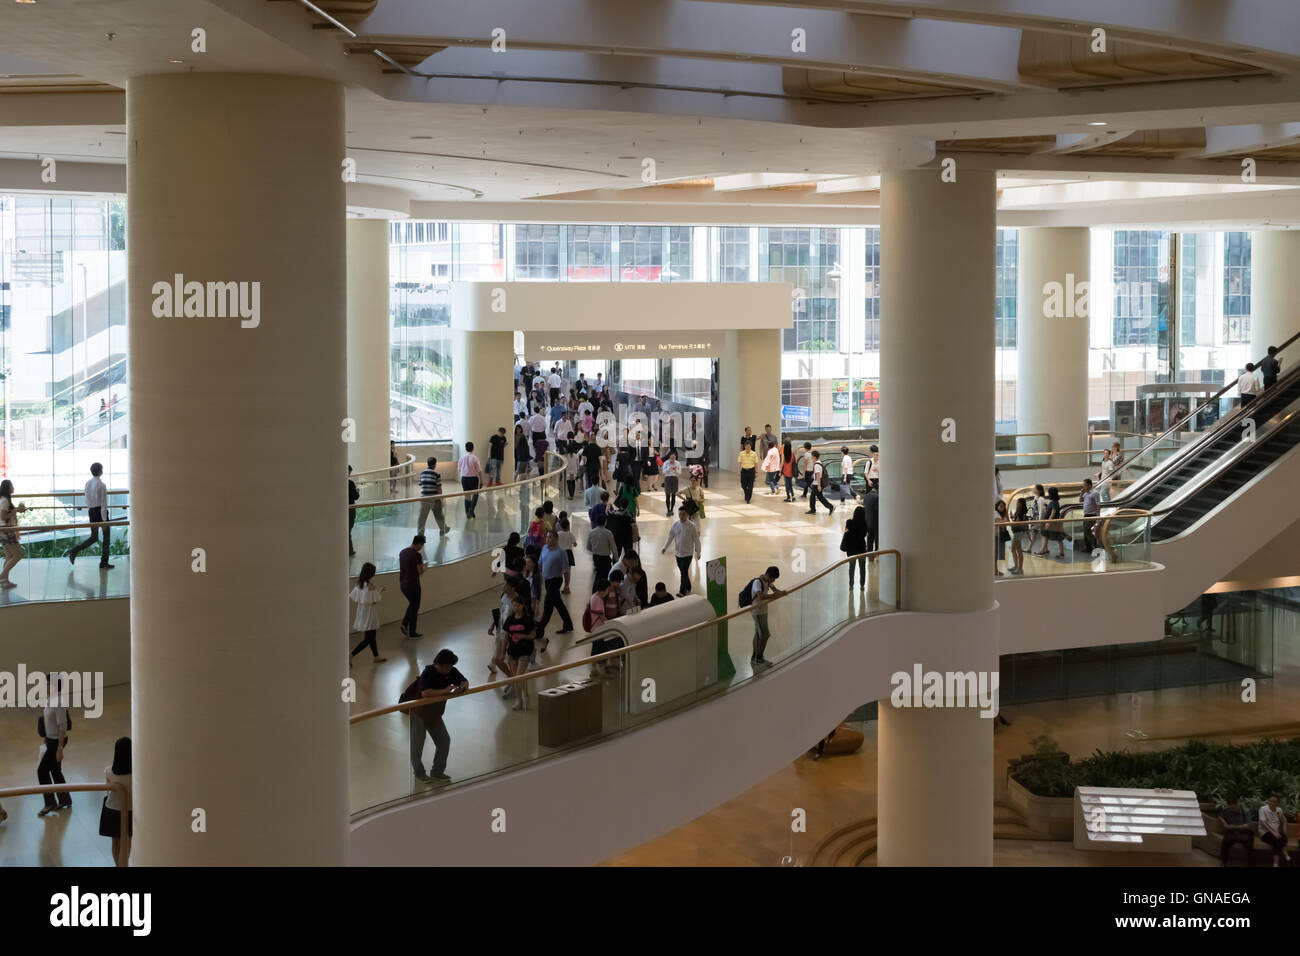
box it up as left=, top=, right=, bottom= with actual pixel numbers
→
left=736, top=438, right=760, bottom=504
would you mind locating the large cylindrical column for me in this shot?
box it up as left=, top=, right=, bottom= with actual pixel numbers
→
left=128, top=74, right=348, bottom=865
left=1016, top=227, right=1090, bottom=465
left=452, top=329, right=515, bottom=464
left=876, top=169, right=997, bottom=866
left=347, top=218, right=392, bottom=473
left=718, top=328, right=783, bottom=468
left=1250, top=230, right=1300, bottom=358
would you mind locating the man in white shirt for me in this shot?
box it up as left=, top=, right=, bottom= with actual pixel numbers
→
left=661, top=506, right=702, bottom=596
left=528, top=406, right=548, bottom=459
left=513, top=392, right=528, bottom=423
left=456, top=442, right=484, bottom=519
left=586, top=517, right=618, bottom=590
left=863, top=444, right=880, bottom=490
left=806, top=451, right=835, bottom=515
left=554, top=411, right=574, bottom=445
left=798, top=443, right=815, bottom=499
left=578, top=397, right=594, bottom=420
left=68, top=461, right=114, bottom=569
left=548, top=368, right=563, bottom=406
left=1238, top=362, right=1264, bottom=406
left=1258, top=794, right=1291, bottom=865
left=839, top=447, right=857, bottom=503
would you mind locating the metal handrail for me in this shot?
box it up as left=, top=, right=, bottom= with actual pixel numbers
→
left=1093, top=329, right=1300, bottom=495
left=349, top=549, right=902, bottom=724
left=0, top=782, right=130, bottom=865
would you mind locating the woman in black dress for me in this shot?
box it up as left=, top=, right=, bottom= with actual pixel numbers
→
left=840, top=506, right=869, bottom=590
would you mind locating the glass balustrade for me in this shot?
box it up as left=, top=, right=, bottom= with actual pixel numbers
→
left=349, top=459, right=566, bottom=575
left=995, top=510, right=1152, bottom=577
left=348, top=552, right=901, bottom=816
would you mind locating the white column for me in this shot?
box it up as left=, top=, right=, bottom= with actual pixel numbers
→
left=876, top=169, right=997, bottom=866
left=1250, top=230, right=1300, bottom=357
left=128, top=74, right=348, bottom=865
left=718, top=329, right=782, bottom=468
left=1017, top=227, right=1091, bottom=465
left=452, top=329, right=515, bottom=464
left=347, top=218, right=392, bottom=473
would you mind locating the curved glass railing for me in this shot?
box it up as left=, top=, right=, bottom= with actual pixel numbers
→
left=0, top=782, right=130, bottom=867
left=993, top=509, right=1152, bottom=574
left=349, top=456, right=566, bottom=575
left=347, top=551, right=901, bottom=817
left=0, top=456, right=563, bottom=604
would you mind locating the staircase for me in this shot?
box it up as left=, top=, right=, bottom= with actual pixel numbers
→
left=805, top=801, right=1037, bottom=866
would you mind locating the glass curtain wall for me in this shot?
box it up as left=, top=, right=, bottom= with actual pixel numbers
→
left=377, top=223, right=1258, bottom=445
left=0, top=194, right=127, bottom=493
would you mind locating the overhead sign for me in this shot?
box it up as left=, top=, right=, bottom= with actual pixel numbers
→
left=525, top=331, right=719, bottom=359
left=781, top=404, right=811, bottom=422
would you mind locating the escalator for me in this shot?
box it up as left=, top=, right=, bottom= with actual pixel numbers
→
left=1063, top=343, right=1300, bottom=542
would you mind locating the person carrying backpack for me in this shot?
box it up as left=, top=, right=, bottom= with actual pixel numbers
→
left=741, top=566, right=786, bottom=670
left=399, top=649, right=468, bottom=783
left=37, top=673, right=72, bottom=815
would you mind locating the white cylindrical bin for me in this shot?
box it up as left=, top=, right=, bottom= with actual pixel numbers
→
left=581, top=595, right=717, bottom=714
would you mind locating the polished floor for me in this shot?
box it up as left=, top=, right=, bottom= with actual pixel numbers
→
left=608, top=609, right=1300, bottom=866
left=0, top=473, right=1153, bottom=864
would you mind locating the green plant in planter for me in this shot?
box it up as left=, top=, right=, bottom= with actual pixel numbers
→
left=1011, top=736, right=1300, bottom=818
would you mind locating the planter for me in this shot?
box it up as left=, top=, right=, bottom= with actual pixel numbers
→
left=1006, top=776, right=1074, bottom=841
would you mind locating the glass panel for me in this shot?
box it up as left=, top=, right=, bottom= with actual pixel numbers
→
left=348, top=554, right=899, bottom=815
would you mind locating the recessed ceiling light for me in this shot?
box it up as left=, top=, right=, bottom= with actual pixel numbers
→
left=1087, top=121, right=1108, bottom=126
left=16, top=1, right=39, bottom=5
left=168, top=59, right=183, bottom=64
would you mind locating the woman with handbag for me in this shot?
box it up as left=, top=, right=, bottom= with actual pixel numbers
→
left=100, top=736, right=132, bottom=866
left=0, top=479, right=27, bottom=589
left=840, top=506, right=869, bottom=589
left=780, top=440, right=795, bottom=501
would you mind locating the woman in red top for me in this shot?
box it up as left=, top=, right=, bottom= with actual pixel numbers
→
left=780, top=440, right=795, bottom=502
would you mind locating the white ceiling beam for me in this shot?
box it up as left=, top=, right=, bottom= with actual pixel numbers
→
left=817, top=175, right=881, bottom=192
left=999, top=180, right=1297, bottom=209
left=357, top=0, right=1041, bottom=92
left=1034, top=129, right=1138, bottom=154
left=1196, top=123, right=1300, bottom=157
left=711, top=172, right=848, bottom=190
left=684, top=0, right=1300, bottom=72
left=923, top=149, right=1300, bottom=185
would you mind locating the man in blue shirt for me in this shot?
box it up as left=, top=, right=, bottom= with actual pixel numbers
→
left=536, top=530, right=574, bottom=643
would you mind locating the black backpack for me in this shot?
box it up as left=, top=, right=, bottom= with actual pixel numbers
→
left=399, top=675, right=422, bottom=705
left=737, top=577, right=761, bottom=608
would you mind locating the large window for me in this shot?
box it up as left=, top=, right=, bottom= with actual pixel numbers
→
left=994, top=228, right=1019, bottom=428
left=762, top=227, right=839, bottom=351
left=617, top=225, right=663, bottom=281
left=863, top=227, right=881, bottom=351
left=0, top=195, right=128, bottom=491
left=566, top=225, right=611, bottom=280
left=1111, top=229, right=1169, bottom=347
left=1222, top=231, right=1251, bottom=344
left=667, top=226, right=693, bottom=281
left=515, top=224, right=560, bottom=279
left=718, top=227, right=750, bottom=282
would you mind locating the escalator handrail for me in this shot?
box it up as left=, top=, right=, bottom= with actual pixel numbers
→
left=1093, top=329, right=1300, bottom=497
left=1141, top=399, right=1300, bottom=525
left=1064, top=349, right=1300, bottom=518
left=348, top=550, right=902, bottom=725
